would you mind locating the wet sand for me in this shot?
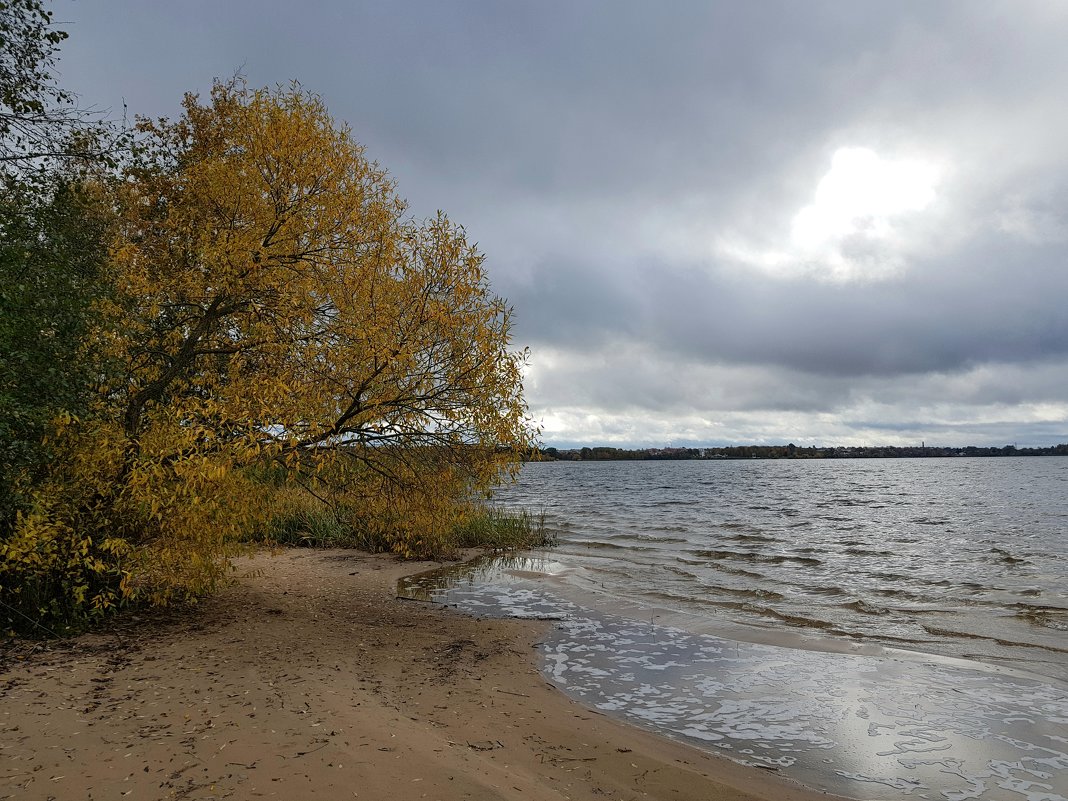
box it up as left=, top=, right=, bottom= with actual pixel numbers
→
left=0, top=548, right=844, bottom=801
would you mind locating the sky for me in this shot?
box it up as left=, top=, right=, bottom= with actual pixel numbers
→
left=53, top=1, right=1068, bottom=448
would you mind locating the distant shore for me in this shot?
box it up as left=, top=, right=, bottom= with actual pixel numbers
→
left=0, top=548, right=844, bottom=801
left=535, top=443, right=1068, bottom=460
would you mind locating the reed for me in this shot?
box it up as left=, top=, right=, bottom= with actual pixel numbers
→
left=251, top=483, right=554, bottom=556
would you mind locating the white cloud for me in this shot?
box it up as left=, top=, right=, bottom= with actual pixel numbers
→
left=527, top=343, right=1068, bottom=448
left=717, top=146, right=944, bottom=282
left=791, top=148, right=939, bottom=246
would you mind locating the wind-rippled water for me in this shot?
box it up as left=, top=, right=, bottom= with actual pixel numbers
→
left=401, top=457, right=1068, bottom=799
left=497, top=458, right=1068, bottom=683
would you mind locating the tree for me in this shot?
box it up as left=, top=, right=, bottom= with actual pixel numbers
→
left=1, top=0, right=67, bottom=136
left=0, top=0, right=116, bottom=535
left=0, top=80, right=534, bottom=627
left=1, top=78, right=534, bottom=632
left=0, top=176, right=111, bottom=530
left=108, top=80, right=533, bottom=540
left=0, top=2, right=116, bottom=633
left=0, top=0, right=100, bottom=172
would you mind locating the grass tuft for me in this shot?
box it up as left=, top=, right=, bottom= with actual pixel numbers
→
left=249, top=483, right=554, bottom=557
left=452, top=507, right=555, bottom=551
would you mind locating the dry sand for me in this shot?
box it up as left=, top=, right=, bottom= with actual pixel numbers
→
left=0, top=549, right=849, bottom=800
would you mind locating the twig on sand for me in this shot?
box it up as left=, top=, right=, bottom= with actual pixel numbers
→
left=290, top=742, right=329, bottom=758
left=467, top=740, right=504, bottom=751
left=538, top=753, right=597, bottom=764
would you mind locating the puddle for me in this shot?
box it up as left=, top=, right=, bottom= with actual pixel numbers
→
left=397, top=552, right=572, bottom=608
left=400, top=555, right=1068, bottom=801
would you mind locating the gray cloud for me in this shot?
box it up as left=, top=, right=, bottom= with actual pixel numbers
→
left=56, top=0, right=1068, bottom=445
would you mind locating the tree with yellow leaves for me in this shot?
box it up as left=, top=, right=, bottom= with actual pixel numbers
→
left=1, top=81, right=535, bottom=630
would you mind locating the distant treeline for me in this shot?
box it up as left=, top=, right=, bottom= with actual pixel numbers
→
left=533, top=443, right=1068, bottom=461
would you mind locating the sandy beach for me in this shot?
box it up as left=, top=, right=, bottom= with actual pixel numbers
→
left=0, top=548, right=847, bottom=801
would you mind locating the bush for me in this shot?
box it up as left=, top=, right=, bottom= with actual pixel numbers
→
left=0, top=505, right=130, bottom=635
left=250, top=473, right=554, bottom=558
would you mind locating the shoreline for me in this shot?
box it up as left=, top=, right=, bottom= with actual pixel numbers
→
left=0, top=548, right=846, bottom=801
left=414, top=552, right=1067, bottom=686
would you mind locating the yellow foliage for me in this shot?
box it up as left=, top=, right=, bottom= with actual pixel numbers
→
left=0, top=491, right=125, bottom=631
left=2, top=80, right=535, bottom=631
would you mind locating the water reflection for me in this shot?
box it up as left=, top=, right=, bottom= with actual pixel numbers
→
left=400, top=557, right=1068, bottom=801
left=397, top=552, right=569, bottom=606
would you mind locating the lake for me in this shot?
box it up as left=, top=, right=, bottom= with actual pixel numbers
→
left=401, top=458, right=1068, bottom=800
left=504, top=458, right=1068, bottom=681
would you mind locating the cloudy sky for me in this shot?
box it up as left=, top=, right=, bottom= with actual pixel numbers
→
left=55, top=1, right=1068, bottom=447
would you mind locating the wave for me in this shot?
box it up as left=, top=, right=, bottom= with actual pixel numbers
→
left=762, top=554, right=822, bottom=566
left=843, top=547, right=895, bottom=557
left=990, top=547, right=1030, bottom=565
left=690, top=548, right=746, bottom=560
left=921, top=624, right=1068, bottom=655
left=870, top=571, right=910, bottom=581
left=634, top=534, right=689, bottom=544
left=742, top=604, right=847, bottom=633
left=819, top=497, right=864, bottom=507
left=842, top=599, right=891, bottom=616
left=872, top=591, right=931, bottom=605
left=690, top=549, right=822, bottom=567
left=1013, top=604, right=1068, bottom=632
left=702, top=563, right=765, bottom=580
left=700, top=584, right=785, bottom=602
left=797, top=584, right=849, bottom=597
left=675, top=556, right=767, bottom=577
left=569, top=540, right=658, bottom=552
left=663, top=565, right=697, bottom=579
left=668, top=596, right=849, bottom=635
left=721, top=532, right=775, bottom=543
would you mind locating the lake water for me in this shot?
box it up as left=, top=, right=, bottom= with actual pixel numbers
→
left=400, top=458, right=1068, bottom=800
